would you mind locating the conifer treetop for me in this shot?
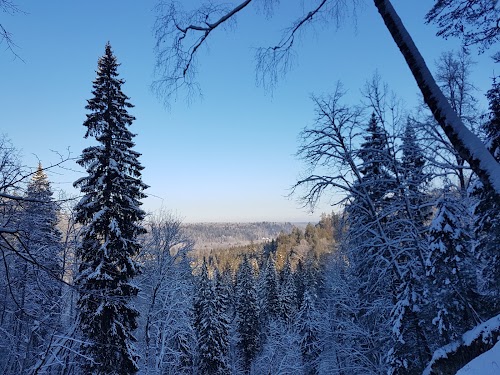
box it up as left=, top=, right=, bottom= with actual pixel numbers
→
left=84, top=42, right=135, bottom=139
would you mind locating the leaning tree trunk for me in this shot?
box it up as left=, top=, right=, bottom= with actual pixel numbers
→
left=373, top=1, right=500, bottom=373
left=374, top=0, right=500, bottom=199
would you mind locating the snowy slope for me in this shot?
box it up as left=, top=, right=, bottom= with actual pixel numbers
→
left=455, top=341, right=500, bottom=375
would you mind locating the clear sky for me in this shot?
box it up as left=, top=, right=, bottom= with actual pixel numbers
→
left=0, top=1, right=496, bottom=222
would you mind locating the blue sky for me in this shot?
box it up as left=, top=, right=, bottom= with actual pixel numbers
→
left=0, top=1, right=496, bottom=222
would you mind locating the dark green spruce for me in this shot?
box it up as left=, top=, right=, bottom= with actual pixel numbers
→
left=74, top=42, right=147, bottom=375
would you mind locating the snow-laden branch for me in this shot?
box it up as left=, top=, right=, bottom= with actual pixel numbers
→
left=423, top=313, right=500, bottom=375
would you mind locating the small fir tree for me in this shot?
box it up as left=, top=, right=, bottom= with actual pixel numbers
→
left=298, top=289, right=322, bottom=375
left=278, top=258, right=297, bottom=323
left=74, top=43, right=147, bottom=375
left=258, top=254, right=280, bottom=322
left=426, top=191, right=478, bottom=343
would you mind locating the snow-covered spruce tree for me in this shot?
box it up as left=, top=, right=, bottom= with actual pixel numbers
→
left=342, top=112, right=397, bottom=374
left=298, top=288, right=323, bottom=375
left=278, top=257, right=297, bottom=324
left=355, top=112, right=396, bottom=215
left=294, top=259, right=306, bottom=306
left=345, top=112, right=396, bottom=300
left=216, top=267, right=233, bottom=322
left=425, top=190, right=479, bottom=346
left=73, top=43, right=147, bottom=375
left=385, top=119, right=433, bottom=375
left=258, top=253, right=280, bottom=323
left=400, top=119, right=431, bottom=226
left=235, top=256, right=260, bottom=372
left=2, top=164, right=63, bottom=374
left=215, top=268, right=232, bottom=367
left=346, top=112, right=432, bottom=374
left=194, top=261, right=230, bottom=375
left=387, top=261, right=429, bottom=375
left=471, top=76, right=500, bottom=310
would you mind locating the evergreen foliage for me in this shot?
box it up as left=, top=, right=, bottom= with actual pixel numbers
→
left=387, top=266, right=429, bottom=375
left=195, top=261, right=230, bottom=375
left=235, top=256, right=260, bottom=372
left=278, top=258, right=298, bottom=323
left=472, top=76, right=500, bottom=307
left=400, top=119, right=431, bottom=226
left=346, top=113, right=395, bottom=302
left=298, top=289, right=322, bottom=375
left=426, top=191, right=478, bottom=343
left=356, top=112, right=395, bottom=211
left=73, top=43, right=147, bottom=374
left=259, top=254, right=280, bottom=322
left=1, top=164, right=63, bottom=374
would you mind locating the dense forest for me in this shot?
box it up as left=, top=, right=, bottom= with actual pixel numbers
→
left=1, top=0, right=500, bottom=373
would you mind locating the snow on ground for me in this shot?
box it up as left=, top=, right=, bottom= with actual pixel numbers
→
left=455, top=341, right=500, bottom=375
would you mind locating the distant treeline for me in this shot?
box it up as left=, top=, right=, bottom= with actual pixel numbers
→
left=183, top=221, right=299, bottom=250
left=190, top=213, right=340, bottom=274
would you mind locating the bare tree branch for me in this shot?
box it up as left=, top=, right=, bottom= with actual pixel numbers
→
left=153, top=0, right=254, bottom=104
left=255, top=0, right=329, bottom=89
left=292, top=83, right=363, bottom=209
left=153, top=0, right=362, bottom=102
left=0, top=0, right=25, bottom=61
left=426, top=0, right=500, bottom=53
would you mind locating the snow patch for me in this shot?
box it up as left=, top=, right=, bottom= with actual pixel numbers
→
left=455, top=341, right=500, bottom=375
left=423, top=314, right=500, bottom=375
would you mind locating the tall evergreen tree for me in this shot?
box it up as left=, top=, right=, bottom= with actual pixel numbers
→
left=385, top=119, right=433, bottom=374
left=298, top=289, right=322, bottom=375
left=400, top=119, right=431, bottom=226
left=340, top=113, right=397, bottom=374
left=346, top=112, right=397, bottom=303
left=472, top=76, right=500, bottom=308
left=258, top=254, right=280, bottom=322
left=74, top=43, right=147, bottom=375
left=278, top=258, right=297, bottom=323
left=235, top=256, right=260, bottom=372
left=194, top=262, right=230, bottom=375
left=3, top=164, right=63, bottom=374
left=356, top=112, right=395, bottom=212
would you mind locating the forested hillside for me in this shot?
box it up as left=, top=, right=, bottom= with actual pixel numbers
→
left=183, top=221, right=300, bottom=250
left=189, top=213, right=339, bottom=273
